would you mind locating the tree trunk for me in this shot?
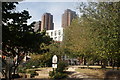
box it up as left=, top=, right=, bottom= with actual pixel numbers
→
left=116, top=59, right=120, bottom=70
left=112, top=65, right=115, bottom=70
left=117, top=67, right=119, bottom=70
left=97, top=61, right=100, bottom=65
left=13, top=66, right=17, bottom=76
left=83, top=58, right=86, bottom=65
left=5, top=66, right=12, bottom=80
left=13, top=61, right=18, bottom=75
left=101, top=64, right=106, bottom=68
left=112, top=60, right=115, bottom=70
left=87, top=63, right=89, bottom=69
left=101, top=59, right=106, bottom=69
left=100, top=60, right=102, bottom=66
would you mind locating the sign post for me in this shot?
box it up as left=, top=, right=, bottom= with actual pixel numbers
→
left=52, top=55, right=58, bottom=72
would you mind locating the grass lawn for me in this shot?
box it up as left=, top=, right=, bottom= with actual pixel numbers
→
left=75, top=66, right=117, bottom=78
left=75, top=68, right=105, bottom=78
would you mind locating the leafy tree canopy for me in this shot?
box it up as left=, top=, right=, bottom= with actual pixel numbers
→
left=2, top=2, right=52, bottom=79
left=63, top=2, right=120, bottom=66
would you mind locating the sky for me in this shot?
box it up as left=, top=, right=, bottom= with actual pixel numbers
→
left=16, top=1, right=81, bottom=29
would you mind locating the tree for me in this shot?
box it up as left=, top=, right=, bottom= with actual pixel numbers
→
left=78, top=2, right=120, bottom=68
left=2, top=2, right=52, bottom=79
left=63, top=18, right=96, bottom=65
left=49, top=41, right=62, bottom=55
left=63, top=2, right=120, bottom=68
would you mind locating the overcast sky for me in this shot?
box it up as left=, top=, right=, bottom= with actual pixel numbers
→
left=16, top=1, right=81, bottom=29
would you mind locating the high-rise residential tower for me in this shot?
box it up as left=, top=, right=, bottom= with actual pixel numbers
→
left=62, top=9, right=77, bottom=28
left=41, top=13, right=54, bottom=31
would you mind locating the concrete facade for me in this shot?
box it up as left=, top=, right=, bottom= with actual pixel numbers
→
left=46, top=28, right=63, bottom=41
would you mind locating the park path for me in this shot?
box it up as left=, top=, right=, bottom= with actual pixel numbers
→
left=34, top=66, right=89, bottom=79
left=66, top=66, right=89, bottom=78
left=34, top=67, right=52, bottom=78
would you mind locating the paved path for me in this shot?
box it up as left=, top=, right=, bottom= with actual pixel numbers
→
left=34, top=66, right=89, bottom=79
left=66, top=66, right=89, bottom=78
left=34, top=68, right=52, bottom=78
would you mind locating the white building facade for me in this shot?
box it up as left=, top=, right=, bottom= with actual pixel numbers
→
left=46, top=28, right=63, bottom=41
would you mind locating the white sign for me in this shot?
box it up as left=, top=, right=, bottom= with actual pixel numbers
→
left=52, top=64, right=57, bottom=68
left=52, top=55, right=57, bottom=63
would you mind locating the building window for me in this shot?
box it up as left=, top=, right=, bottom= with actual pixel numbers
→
left=54, top=37, right=57, bottom=40
left=51, top=32, right=53, bottom=36
left=55, top=31, right=57, bottom=36
left=58, top=30, right=61, bottom=35
left=58, top=36, right=61, bottom=41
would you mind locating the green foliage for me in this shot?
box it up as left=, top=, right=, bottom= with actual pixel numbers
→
left=78, top=2, right=120, bottom=66
left=18, top=67, right=38, bottom=78
left=49, top=61, right=68, bottom=79
left=56, top=61, right=68, bottom=73
left=23, top=59, right=40, bottom=69
left=22, top=53, right=52, bottom=69
left=49, top=71, right=67, bottom=79
left=49, top=71, right=54, bottom=78
left=18, top=68, right=26, bottom=73
left=27, top=70, right=38, bottom=78
left=49, top=71, right=55, bottom=78
left=2, top=2, right=52, bottom=58
left=49, top=41, right=64, bottom=56
left=63, top=2, right=120, bottom=67
left=2, top=2, right=52, bottom=79
left=53, top=72, right=67, bottom=79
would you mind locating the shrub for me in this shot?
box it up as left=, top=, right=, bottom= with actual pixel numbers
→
left=49, top=61, right=68, bottom=79
left=49, top=71, right=67, bottom=79
left=18, top=67, right=26, bottom=73
left=56, top=61, right=68, bottom=73
left=27, top=70, right=38, bottom=78
left=54, top=72, right=67, bottom=79
left=49, top=71, right=54, bottom=78
left=24, top=59, right=40, bottom=69
left=12, top=74, right=21, bottom=78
